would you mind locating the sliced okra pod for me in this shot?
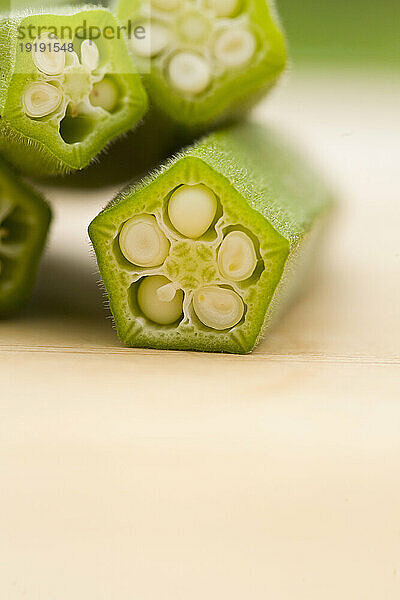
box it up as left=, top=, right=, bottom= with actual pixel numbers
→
left=89, top=123, right=333, bottom=354
left=0, top=8, right=148, bottom=176
left=0, top=156, right=51, bottom=316
left=117, top=0, right=286, bottom=129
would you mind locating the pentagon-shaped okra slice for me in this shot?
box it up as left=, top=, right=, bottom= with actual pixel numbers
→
left=117, top=0, right=286, bottom=129
left=89, top=123, right=333, bottom=354
left=0, top=156, right=51, bottom=316
left=0, top=8, right=148, bottom=176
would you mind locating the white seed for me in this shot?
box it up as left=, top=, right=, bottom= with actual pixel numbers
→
left=22, top=82, right=63, bottom=118
left=33, top=33, right=65, bottom=76
left=151, top=0, right=181, bottom=11
left=81, top=39, right=99, bottom=71
left=119, top=214, right=170, bottom=267
left=167, top=52, right=212, bottom=96
left=178, top=13, right=210, bottom=43
left=193, top=286, right=244, bottom=330
left=214, top=28, right=256, bottom=68
left=168, top=184, right=217, bottom=239
left=66, top=50, right=80, bottom=68
left=218, top=231, right=257, bottom=281
left=130, top=21, right=171, bottom=57
left=207, top=0, right=240, bottom=17
left=138, top=275, right=184, bottom=325
left=156, top=282, right=178, bottom=302
left=89, top=77, right=119, bottom=112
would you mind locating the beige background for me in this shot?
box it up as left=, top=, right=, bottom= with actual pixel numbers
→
left=1, top=69, right=399, bottom=598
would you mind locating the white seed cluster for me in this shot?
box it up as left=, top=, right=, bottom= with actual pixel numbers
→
left=118, top=184, right=260, bottom=330
left=22, top=33, right=119, bottom=124
left=129, top=0, right=258, bottom=96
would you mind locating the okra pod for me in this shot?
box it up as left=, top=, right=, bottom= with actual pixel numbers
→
left=0, top=7, right=148, bottom=176
left=117, top=0, right=286, bottom=129
left=0, top=156, right=51, bottom=316
left=89, top=123, right=333, bottom=354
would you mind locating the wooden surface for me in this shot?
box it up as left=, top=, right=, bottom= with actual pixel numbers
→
left=1, top=69, right=399, bottom=598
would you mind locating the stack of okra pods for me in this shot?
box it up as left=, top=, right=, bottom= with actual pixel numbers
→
left=0, top=0, right=333, bottom=353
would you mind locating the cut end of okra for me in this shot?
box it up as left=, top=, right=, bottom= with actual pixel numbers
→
left=89, top=124, right=333, bottom=354
left=118, top=0, right=286, bottom=127
left=0, top=157, right=51, bottom=317
left=0, top=8, right=148, bottom=175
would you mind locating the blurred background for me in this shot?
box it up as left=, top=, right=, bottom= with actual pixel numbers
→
left=278, top=0, right=399, bottom=67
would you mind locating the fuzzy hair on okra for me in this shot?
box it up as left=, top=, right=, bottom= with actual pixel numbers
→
left=117, top=0, right=286, bottom=130
left=0, top=155, right=51, bottom=316
left=89, top=122, right=334, bottom=354
left=0, top=6, right=148, bottom=176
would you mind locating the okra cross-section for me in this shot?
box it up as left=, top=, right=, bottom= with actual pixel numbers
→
left=0, top=8, right=148, bottom=176
left=89, top=123, right=333, bottom=354
left=0, top=156, right=51, bottom=316
left=117, top=0, right=286, bottom=129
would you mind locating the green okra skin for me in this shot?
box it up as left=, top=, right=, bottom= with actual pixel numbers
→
left=116, top=0, right=286, bottom=131
left=89, top=122, right=334, bottom=354
left=0, top=155, right=51, bottom=316
left=0, top=7, right=148, bottom=176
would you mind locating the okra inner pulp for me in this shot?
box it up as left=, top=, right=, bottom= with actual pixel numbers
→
left=22, top=35, right=122, bottom=143
left=129, top=0, right=258, bottom=97
left=117, top=183, right=259, bottom=330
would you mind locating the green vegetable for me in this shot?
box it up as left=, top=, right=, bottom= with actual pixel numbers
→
left=89, top=122, right=333, bottom=354
left=0, top=7, right=148, bottom=176
left=117, top=0, right=286, bottom=130
left=0, top=155, right=51, bottom=316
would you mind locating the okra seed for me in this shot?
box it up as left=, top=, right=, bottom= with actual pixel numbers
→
left=130, top=21, right=171, bottom=57
left=206, top=0, right=240, bottom=17
left=156, top=281, right=178, bottom=302
left=33, top=33, right=65, bottom=76
left=193, top=286, right=244, bottom=330
left=168, top=184, right=217, bottom=238
left=167, top=52, right=212, bottom=95
left=217, top=231, right=257, bottom=281
left=214, top=28, right=256, bottom=68
left=22, top=82, right=63, bottom=118
left=178, top=13, right=210, bottom=43
left=151, top=0, right=181, bottom=11
left=89, top=77, right=119, bottom=112
left=80, top=39, right=100, bottom=71
left=119, top=214, right=170, bottom=267
left=138, top=275, right=184, bottom=325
